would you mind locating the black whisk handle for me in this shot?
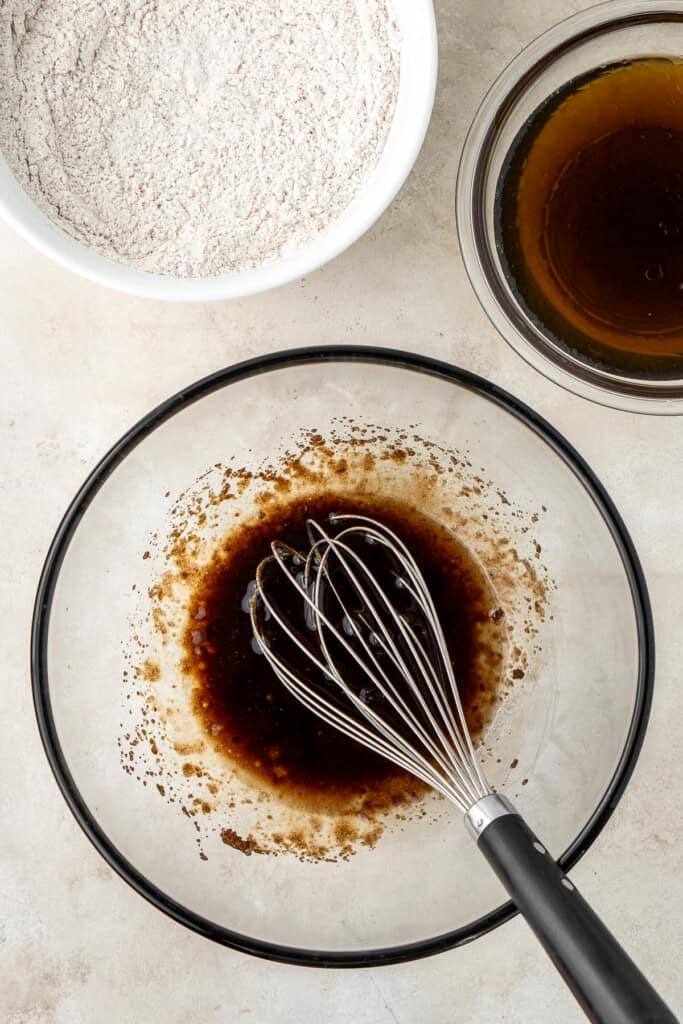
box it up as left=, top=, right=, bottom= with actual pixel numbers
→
left=475, top=809, right=678, bottom=1024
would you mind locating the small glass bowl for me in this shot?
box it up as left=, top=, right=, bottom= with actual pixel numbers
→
left=457, top=0, right=683, bottom=414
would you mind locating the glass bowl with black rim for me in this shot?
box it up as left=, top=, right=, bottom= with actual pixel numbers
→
left=32, top=348, right=652, bottom=966
left=457, top=0, right=683, bottom=413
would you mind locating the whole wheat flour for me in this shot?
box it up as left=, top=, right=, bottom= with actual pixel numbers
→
left=0, top=0, right=400, bottom=277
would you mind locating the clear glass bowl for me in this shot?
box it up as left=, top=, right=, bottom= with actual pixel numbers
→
left=32, top=349, right=653, bottom=965
left=456, top=0, right=683, bottom=414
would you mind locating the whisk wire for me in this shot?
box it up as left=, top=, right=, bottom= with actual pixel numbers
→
left=252, top=574, right=466, bottom=802
left=251, top=514, right=491, bottom=813
left=329, top=515, right=489, bottom=797
left=307, top=526, right=485, bottom=806
left=311, top=517, right=488, bottom=799
left=260, top=543, right=476, bottom=805
left=278, top=552, right=481, bottom=806
left=310, top=537, right=462, bottom=767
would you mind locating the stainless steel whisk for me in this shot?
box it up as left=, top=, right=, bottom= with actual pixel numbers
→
left=251, top=514, right=676, bottom=1024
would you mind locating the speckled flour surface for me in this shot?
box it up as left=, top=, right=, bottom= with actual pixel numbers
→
left=0, top=0, right=400, bottom=277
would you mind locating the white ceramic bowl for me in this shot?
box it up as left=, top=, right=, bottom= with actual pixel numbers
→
left=0, top=1, right=436, bottom=302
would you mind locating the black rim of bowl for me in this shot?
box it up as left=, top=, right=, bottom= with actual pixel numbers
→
left=31, top=346, right=654, bottom=968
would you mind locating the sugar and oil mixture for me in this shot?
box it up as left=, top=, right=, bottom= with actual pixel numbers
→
left=122, top=427, right=549, bottom=860
left=497, top=58, right=683, bottom=377
left=0, top=0, right=399, bottom=277
left=183, top=493, right=508, bottom=810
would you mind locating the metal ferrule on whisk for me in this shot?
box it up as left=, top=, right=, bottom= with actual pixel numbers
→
left=465, top=793, right=516, bottom=839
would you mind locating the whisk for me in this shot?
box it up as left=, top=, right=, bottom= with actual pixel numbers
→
left=251, top=513, right=677, bottom=1024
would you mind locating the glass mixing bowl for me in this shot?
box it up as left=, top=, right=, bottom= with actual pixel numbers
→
left=32, top=348, right=653, bottom=965
left=457, top=0, right=683, bottom=414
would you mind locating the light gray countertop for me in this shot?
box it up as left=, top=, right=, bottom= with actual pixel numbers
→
left=2, top=2, right=681, bottom=1021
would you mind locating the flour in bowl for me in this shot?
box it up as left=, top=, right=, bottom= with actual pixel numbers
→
left=0, top=0, right=400, bottom=277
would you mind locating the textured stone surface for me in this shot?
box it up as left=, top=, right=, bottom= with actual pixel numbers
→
left=1, top=2, right=681, bottom=1020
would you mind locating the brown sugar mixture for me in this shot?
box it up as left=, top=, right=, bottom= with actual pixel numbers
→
left=497, top=58, right=683, bottom=377
left=182, top=493, right=507, bottom=810
left=123, top=424, right=550, bottom=860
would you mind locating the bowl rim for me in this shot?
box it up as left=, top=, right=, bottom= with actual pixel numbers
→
left=31, top=345, right=655, bottom=967
left=456, top=0, right=683, bottom=414
left=0, top=1, right=437, bottom=302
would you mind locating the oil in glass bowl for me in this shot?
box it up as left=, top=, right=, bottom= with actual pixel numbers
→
left=496, top=57, right=683, bottom=379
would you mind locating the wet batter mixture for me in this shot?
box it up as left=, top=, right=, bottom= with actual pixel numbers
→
left=182, top=493, right=508, bottom=810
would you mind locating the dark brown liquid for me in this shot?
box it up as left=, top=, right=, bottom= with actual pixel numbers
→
left=497, top=58, right=683, bottom=377
left=183, top=494, right=506, bottom=808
